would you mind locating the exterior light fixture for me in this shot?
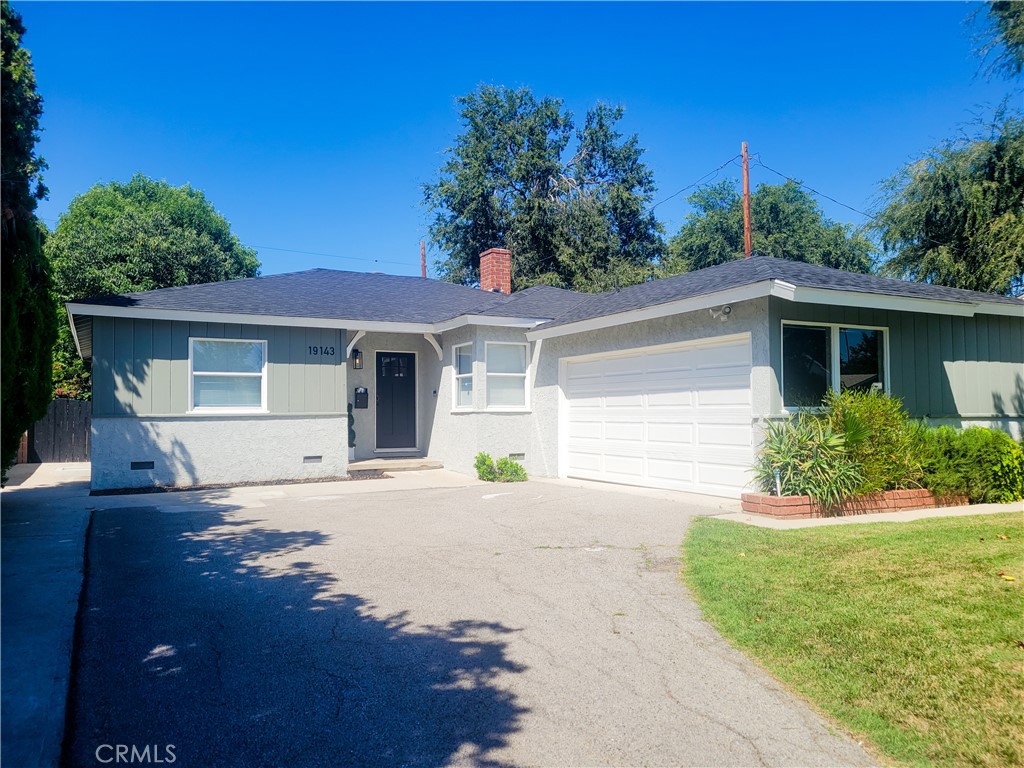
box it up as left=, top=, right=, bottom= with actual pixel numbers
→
left=351, top=348, right=363, bottom=369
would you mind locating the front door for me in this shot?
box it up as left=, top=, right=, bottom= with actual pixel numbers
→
left=376, top=352, right=417, bottom=449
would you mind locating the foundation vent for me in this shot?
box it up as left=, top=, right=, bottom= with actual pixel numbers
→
left=130, top=461, right=155, bottom=470
left=303, top=455, right=323, bottom=464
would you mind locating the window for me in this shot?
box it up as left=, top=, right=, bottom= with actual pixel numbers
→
left=485, top=342, right=528, bottom=409
left=189, top=338, right=267, bottom=412
left=453, top=343, right=473, bottom=409
left=782, top=323, right=886, bottom=409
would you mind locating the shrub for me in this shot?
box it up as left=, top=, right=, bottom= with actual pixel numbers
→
left=919, top=426, right=1024, bottom=503
left=820, top=389, right=923, bottom=494
left=474, top=452, right=528, bottom=482
left=753, top=416, right=863, bottom=510
left=495, top=456, right=528, bottom=482
left=474, top=452, right=498, bottom=482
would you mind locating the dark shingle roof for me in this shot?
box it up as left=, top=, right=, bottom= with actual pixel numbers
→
left=473, top=285, right=590, bottom=319
left=71, top=269, right=583, bottom=324
left=534, top=255, right=1022, bottom=330
left=70, top=256, right=1021, bottom=337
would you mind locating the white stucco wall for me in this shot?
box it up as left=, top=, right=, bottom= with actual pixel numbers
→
left=427, top=298, right=771, bottom=480
left=91, top=415, right=348, bottom=491
left=425, top=325, right=549, bottom=477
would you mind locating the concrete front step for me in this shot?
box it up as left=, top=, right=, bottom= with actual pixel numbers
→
left=349, top=457, right=444, bottom=472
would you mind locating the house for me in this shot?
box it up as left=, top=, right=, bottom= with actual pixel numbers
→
left=66, top=249, right=1024, bottom=498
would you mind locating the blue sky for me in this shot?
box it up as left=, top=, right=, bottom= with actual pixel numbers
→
left=19, top=1, right=1019, bottom=278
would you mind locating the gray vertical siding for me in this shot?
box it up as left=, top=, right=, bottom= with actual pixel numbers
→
left=91, top=317, right=346, bottom=417
left=768, top=298, right=1024, bottom=418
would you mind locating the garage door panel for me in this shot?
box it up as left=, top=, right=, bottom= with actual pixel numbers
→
left=697, top=462, right=753, bottom=490
left=564, top=335, right=753, bottom=498
left=697, top=422, right=753, bottom=447
left=647, top=458, right=694, bottom=484
left=645, top=349, right=695, bottom=373
left=646, top=389, right=693, bottom=408
left=646, top=421, right=694, bottom=446
left=568, top=420, right=603, bottom=440
left=604, top=422, right=644, bottom=443
left=567, top=450, right=603, bottom=473
left=602, top=455, right=645, bottom=482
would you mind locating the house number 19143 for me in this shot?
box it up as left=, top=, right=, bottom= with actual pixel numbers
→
left=308, top=346, right=335, bottom=356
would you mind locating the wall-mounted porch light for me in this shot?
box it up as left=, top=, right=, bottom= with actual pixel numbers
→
left=351, top=348, right=363, bottom=369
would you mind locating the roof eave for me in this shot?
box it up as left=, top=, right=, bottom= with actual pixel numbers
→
left=526, top=280, right=777, bottom=341
left=786, top=286, right=1024, bottom=319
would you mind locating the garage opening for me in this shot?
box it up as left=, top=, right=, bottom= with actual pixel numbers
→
left=562, top=334, right=754, bottom=498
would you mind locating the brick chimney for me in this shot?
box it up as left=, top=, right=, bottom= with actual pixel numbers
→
left=479, top=248, right=511, bottom=294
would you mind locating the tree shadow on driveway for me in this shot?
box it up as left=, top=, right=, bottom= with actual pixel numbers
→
left=64, top=504, right=527, bottom=767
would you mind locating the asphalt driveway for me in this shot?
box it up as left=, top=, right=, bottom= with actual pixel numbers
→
left=65, top=479, right=872, bottom=767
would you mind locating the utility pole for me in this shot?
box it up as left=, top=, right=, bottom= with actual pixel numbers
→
left=420, top=240, right=427, bottom=279
left=742, top=141, right=752, bottom=258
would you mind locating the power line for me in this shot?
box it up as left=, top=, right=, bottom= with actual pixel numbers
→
left=648, top=154, right=742, bottom=213
left=751, top=158, right=878, bottom=221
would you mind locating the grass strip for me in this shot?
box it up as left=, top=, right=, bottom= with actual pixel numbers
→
left=682, top=512, right=1024, bottom=767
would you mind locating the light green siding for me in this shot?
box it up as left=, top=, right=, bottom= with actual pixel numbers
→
left=768, top=298, right=1024, bottom=418
left=91, top=317, right=346, bottom=417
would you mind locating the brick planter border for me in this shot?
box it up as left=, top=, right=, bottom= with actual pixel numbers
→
left=740, top=488, right=969, bottom=519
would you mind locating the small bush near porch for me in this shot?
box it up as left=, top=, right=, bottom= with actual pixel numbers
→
left=682, top=513, right=1024, bottom=767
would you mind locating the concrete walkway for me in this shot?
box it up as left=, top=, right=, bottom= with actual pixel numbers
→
left=717, top=500, right=1024, bottom=530
left=1, top=463, right=92, bottom=768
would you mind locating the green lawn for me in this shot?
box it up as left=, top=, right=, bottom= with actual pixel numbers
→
left=682, top=513, right=1024, bottom=767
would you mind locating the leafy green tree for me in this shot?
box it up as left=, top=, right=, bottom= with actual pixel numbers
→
left=47, top=174, right=261, bottom=397
left=1, top=1, right=57, bottom=474
left=662, top=180, right=874, bottom=274
left=978, top=1, right=1024, bottom=79
left=424, top=86, right=662, bottom=292
left=874, top=115, right=1024, bottom=296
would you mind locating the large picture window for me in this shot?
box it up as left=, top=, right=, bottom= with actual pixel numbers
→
left=189, top=338, right=267, bottom=412
left=453, top=343, right=473, bottom=409
left=485, top=342, right=528, bottom=409
left=782, top=323, right=885, bottom=409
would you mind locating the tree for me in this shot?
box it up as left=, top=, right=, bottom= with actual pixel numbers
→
left=874, top=115, right=1024, bottom=297
left=47, top=174, right=261, bottom=398
left=424, top=86, right=662, bottom=292
left=978, top=1, right=1024, bottom=79
left=1, top=1, right=57, bottom=474
left=661, top=180, right=874, bottom=275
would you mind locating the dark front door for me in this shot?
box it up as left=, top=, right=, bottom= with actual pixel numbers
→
left=376, top=352, right=417, bottom=449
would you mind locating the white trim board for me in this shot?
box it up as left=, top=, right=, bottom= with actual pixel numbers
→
left=528, top=280, right=1023, bottom=340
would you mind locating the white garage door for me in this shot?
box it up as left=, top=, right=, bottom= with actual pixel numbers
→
left=562, top=334, right=754, bottom=498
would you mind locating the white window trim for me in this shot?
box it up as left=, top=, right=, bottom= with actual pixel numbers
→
left=485, top=341, right=530, bottom=412
left=780, top=320, right=890, bottom=411
left=188, top=337, right=268, bottom=414
left=452, top=342, right=474, bottom=411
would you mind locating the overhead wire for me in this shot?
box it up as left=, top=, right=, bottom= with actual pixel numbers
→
left=750, top=157, right=878, bottom=222
left=648, top=154, right=742, bottom=213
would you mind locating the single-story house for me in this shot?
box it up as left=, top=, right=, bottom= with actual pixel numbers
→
left=66, top=249, right=1024, bottom=498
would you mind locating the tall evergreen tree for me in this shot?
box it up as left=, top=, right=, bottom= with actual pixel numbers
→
left=1, top=1, right=57, bottom=475
left=424, top=86, right=662, bottom=292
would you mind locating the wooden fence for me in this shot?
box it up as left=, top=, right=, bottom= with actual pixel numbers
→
left=20, top=399, right=91, bottom=463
